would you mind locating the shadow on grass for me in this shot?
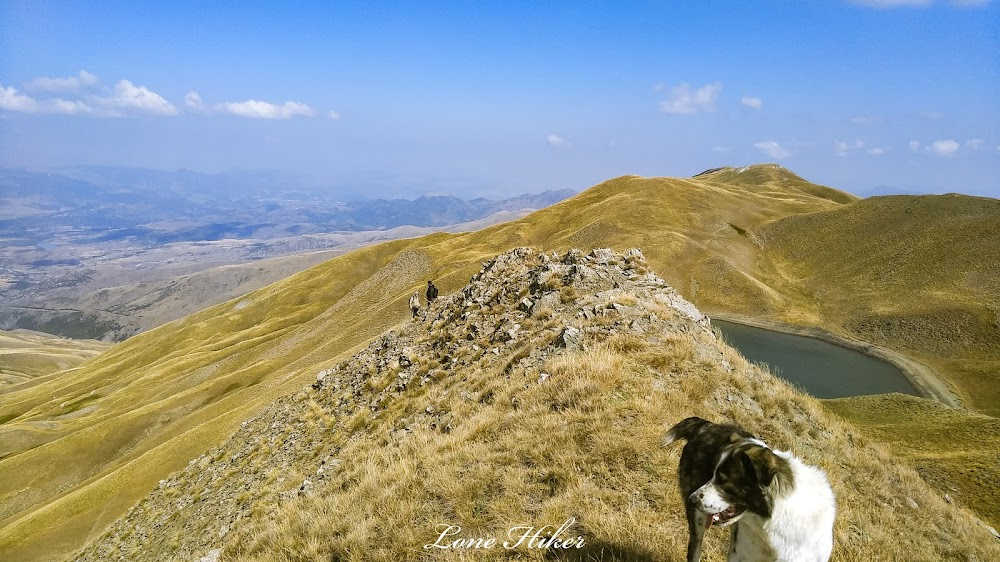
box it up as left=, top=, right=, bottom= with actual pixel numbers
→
left=544, top=538, right=666, bottom=562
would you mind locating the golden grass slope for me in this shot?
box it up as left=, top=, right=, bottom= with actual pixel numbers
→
left=825, top=393, right=1000, bottom=529
left=77, top=248, right=1000, bottom=562
left=6, top=165, right=999, bottom=561
left=757, top=194, right=1000, bottom=415
left=0, top=165, right=855, bottom=562
left=0, top=329, right=110, bottom=392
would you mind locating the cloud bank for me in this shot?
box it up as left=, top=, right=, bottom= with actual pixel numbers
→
left=27, top=70, right=99, bottom=94
left=217, top=100, right=314, bottom=119
left=659, top=82, right=722, bottom=114
left=929, top=139, right=960, bottom=156
left=546, top=134, right=569, bottom=148
left=1, top=71, right=323, bottom=120
left=754, top=140, right=791, bottom=159
left=1, top=72, right=176, bottom=117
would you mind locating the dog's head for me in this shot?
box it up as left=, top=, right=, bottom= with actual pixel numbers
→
left=689, top=443, right=790, bottom=527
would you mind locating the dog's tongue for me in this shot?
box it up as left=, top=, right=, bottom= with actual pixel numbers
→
left=705, top=513, right=719, bottom=529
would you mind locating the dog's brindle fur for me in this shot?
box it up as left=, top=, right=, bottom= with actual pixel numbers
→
left=666, top=417, right=793, bottom=562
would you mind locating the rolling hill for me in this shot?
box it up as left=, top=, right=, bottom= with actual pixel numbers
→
left=756, top=193, right=1000, bottom=414
left=0, top=330, right=110, bottom=391
left=76, top=248, right=1000, bottom=561
left=1, top=164, right=997, bottom=561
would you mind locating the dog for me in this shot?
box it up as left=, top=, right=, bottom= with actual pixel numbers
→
left=664, top=417, right=835, bottom=562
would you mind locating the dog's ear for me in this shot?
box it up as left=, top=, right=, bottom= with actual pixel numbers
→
left=740, top=447, right=779, bottom=487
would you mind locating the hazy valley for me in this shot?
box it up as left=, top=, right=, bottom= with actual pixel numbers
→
left=0, top=166, right=572, bottom=340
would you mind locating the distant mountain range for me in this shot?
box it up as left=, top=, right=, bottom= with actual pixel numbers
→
left=0, top=166, right=575, bottom=244
left=0, top=166, right=574, bottom=340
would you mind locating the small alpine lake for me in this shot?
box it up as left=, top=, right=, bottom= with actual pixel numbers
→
left=711, top=319, right=919, bottom=399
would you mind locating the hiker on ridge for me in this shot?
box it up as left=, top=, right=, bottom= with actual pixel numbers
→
left=426, top=280, right=439, bottom=304
left=409, top=292, right=420, bottom=318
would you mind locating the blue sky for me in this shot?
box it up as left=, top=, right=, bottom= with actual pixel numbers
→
left=1, top=0, right=998, bottom=198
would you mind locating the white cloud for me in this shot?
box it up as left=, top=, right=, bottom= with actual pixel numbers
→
left=93, top=80, right=178, bottom=116
left=966, top=138, right=984, bottom=149
left=48, top=98, right=95, bottom=115
left=951, top=0, right=991, bottom=7
left=27, top=70, right=99, bottom=93
left=929, top=139, right=960, bottom=156
left=218, top=99, right=314, bottom=119
left=184, top=91, right=205, bottom=111
left=835, top=139, right=865, bottom=157
left=0, top=84, right=40, bottom=112
left=712, top=145, right=733, bottom=153
left=186, top=91, right=321, bottom=119
left=328, top=110, right=341, bottom=120
left=4, top=72, right=174, bottom=117
left=0, top=83, right=93, bottom=114
left=920, top=111, right=944, bottom=120
left=546, top=134, right=569, bottom=147
left=909, top=140, right=922, bottom=152
left=740, top=96, right=763, bottom=110
left=754, top=140, right=791, bottom=160
left=659, top=82, right=722, bottom=115
left=868, top=147, right=886, bottom=156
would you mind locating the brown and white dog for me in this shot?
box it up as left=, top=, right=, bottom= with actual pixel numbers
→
left=665, top=417, right=835, bottom=562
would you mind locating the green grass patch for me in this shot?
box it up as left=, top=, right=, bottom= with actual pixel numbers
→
left=825, top=393, right=1000, bottom=527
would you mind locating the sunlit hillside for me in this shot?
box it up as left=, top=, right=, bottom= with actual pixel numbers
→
left=758, top=194, right=1000, bottom=414
left=0, top=330, right=110, bottom=391
left=77, top=248, right=1000, bottom=562
left=0, top=164, right=855, bottom=561
left=2, top=165, right=998, bottom=561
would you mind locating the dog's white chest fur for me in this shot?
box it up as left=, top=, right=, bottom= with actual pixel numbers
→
left=729, top=452, right=835, bottom=562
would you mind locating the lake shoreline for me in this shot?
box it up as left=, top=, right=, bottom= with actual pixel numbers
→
left=706, top=312, right=963, bottom=408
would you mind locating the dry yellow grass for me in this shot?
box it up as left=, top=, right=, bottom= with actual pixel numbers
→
left=0, top=329, right=110, bottom=393
left=758, top=194, right=1000, bottom=415
left=3, top=166, right=998, bottom=561
left=825, top=393, right=1000, bottom=527
left=79, top=257, right=1000, bottom=562
left=69, top=248, right=999, bottom=562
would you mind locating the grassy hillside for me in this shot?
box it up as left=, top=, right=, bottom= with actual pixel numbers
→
left=757, top=194, right=1000, bottom=414
left=825, top=394, right=1000, bottom=527
left=0, top=330, right=110, bottom=391
left=3, top=165, right=998, bottom=561
left=77, top=249, right=1000, bottom=562
left=1, top=165, right=856, bottom=561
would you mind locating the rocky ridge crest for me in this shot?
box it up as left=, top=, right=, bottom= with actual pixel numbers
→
left=77, top=247, right=725, bottom=561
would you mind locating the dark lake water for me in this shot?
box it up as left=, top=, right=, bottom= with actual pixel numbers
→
left=712, top=319, right=919, bottom=399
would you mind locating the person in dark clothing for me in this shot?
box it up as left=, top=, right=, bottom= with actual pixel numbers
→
left=426, top=280, right=439, bottom=304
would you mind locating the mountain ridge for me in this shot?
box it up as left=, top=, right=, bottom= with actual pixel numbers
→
left=74, top=248, right=1000, bottom=562
left=2, top=165, right=997, bottom=561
